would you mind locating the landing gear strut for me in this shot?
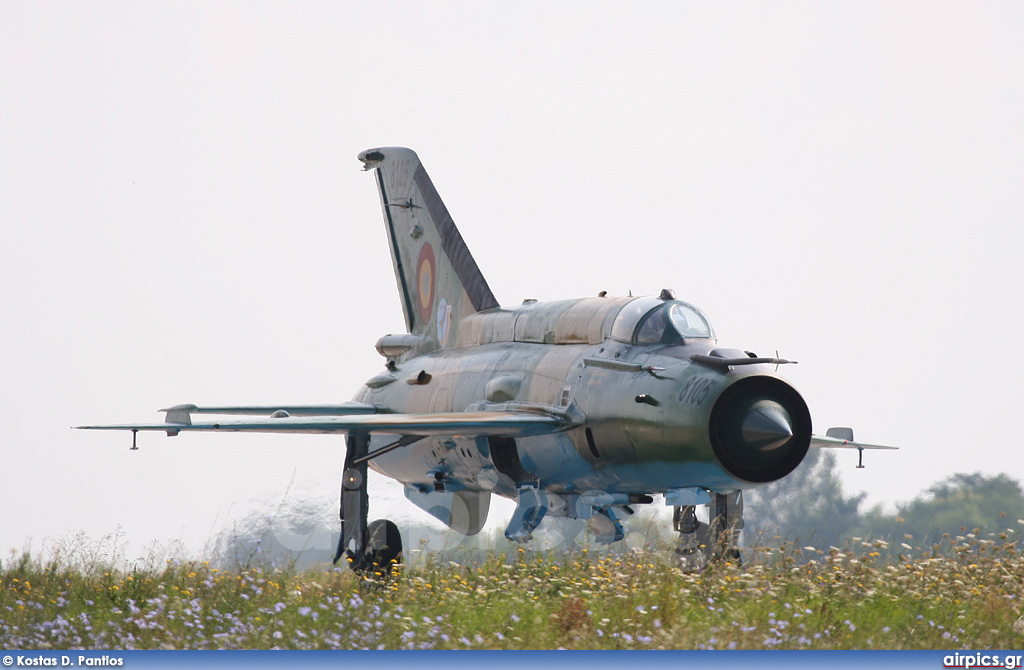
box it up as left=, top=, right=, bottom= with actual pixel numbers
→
left=709, top=491, right=743, bottom=563
left=334, top=433, right=403, bottom=573
left=672, top=503, right=706, bottom=570
left=672, top=491, right=743, bottom=567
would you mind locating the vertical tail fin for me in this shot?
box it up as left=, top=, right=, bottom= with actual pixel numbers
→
left=359, top=147, right=498, bottom=348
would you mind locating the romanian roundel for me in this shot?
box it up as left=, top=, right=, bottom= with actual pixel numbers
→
left=416, top=243, right=436, bottom=325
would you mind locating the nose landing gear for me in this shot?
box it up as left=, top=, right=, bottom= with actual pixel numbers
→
left=672, top=504, right=707, bottom=570
left=673, top=491, right=743, bottom=568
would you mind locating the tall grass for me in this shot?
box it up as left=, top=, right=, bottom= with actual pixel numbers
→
left=2, top=526, right=1022, bottom=650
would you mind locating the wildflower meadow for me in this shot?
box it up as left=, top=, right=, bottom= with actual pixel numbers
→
left=2, top=524, right=1023, bottom=650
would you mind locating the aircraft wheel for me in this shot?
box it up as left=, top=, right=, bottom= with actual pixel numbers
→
left=674, top=540, right=708, bottom=572
left=363, top=519, right=403, bottom=574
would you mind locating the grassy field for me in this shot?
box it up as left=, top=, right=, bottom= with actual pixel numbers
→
left=2, top=528, right=1023, bottom=650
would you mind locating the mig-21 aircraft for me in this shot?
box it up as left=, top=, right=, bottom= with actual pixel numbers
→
left=79, top=147, right=895, bottom=570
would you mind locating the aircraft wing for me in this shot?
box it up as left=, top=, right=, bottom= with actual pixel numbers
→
left=809, top=435, right=897, bottom=450
left=76, top=410, right=566, bottom=438
left=155, top=402, right=380, bottom=417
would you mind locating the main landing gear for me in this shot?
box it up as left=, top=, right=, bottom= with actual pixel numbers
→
left=672, top=491, right=743, bottom=569
left=333, top=434, right=403, bottom=574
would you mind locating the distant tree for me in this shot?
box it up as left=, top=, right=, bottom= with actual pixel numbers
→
left=743, top=449, right=866, bottom=547
left=857, top=472, right=1024, bottom=546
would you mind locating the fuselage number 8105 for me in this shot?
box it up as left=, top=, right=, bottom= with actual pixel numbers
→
left=678, top=376, right=717, bottom=406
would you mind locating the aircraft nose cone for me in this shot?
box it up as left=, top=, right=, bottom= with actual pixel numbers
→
left=709, top=376, right=811, bottom=483
left=740, top=400, right=794, bottom=452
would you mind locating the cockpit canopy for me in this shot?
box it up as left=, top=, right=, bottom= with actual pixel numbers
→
left=610, top=298, right=715, bottom=344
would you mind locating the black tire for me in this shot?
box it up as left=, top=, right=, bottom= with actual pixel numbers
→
left=363, top=519, right=403, bottom=573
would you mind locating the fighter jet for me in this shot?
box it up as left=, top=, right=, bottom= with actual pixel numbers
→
left=79, top=147, right=895, bottom=570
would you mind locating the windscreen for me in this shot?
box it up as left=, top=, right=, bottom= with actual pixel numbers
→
left=635, top=302, right=713, bottom=344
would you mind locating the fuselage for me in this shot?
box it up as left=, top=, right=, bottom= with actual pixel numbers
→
left=356, top=294, right=811, bottom=502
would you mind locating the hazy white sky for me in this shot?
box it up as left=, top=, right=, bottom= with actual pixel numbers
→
left=2, top=2, right=1022, bottom=558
